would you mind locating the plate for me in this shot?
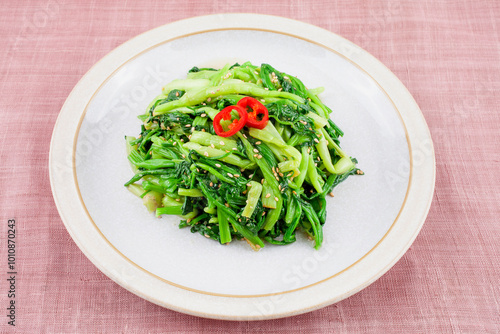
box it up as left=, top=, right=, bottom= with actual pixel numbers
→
left=49, top=14, right=435, bottom=320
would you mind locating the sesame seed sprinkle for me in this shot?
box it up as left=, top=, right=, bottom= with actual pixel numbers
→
left=265, top=193, right=271, bottom=198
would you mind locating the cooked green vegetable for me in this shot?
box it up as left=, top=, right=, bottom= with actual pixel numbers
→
left=125, top=62, right=361, bottom=250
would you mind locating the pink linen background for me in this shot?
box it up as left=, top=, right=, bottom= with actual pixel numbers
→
left=0, top=0, right=499, bottom=333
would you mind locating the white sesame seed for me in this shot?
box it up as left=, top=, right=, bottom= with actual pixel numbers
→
left=253, top=148, right=259, bottom=153
left=220, top=141, right=225, bottom=146
left=210, top=144, right=215, bottom=148
left=215, top=163, right=221, bottom=168
left=255, top=141, right=261, bottom=145
left=227, top=173, right=233, bottom=178
left=204, top=152, right=209, bottom=157
left=201, top=113, right=207, bottom=117
left=257, top=154, right=262, bottom=159
left=185, top=124, right=191, bottom=128
left=265, top=193, right=271, bottom=198
left=232, top=147, right=237, bottom=151
left=274, top=197, right=279, bottom=201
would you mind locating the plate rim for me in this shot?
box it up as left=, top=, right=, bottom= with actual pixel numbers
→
left=49, top=13, right=435, bottom=320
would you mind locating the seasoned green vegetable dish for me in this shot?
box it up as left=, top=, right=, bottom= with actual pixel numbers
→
left=125, top=62, right=361, bottom=250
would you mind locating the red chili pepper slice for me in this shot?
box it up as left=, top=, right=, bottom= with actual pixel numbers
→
left=213, top=105, right=248, bottom=137
left=237, top=97, right=269, bottom=129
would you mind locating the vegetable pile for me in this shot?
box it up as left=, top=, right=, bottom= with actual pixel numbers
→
left=125, top=62, right=361, bottom=250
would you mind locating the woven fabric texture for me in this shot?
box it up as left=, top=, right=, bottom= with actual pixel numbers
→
left=0, top=1, right=499, bottom=333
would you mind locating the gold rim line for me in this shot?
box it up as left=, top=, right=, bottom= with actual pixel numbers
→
left=71, top=27, right=413, bottom=299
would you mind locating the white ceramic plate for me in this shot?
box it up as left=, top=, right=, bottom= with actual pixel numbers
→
left=49, top=14, right=435, bottom=320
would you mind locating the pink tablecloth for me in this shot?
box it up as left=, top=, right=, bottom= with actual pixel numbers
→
left=1, top=1, right=499, bottom=332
